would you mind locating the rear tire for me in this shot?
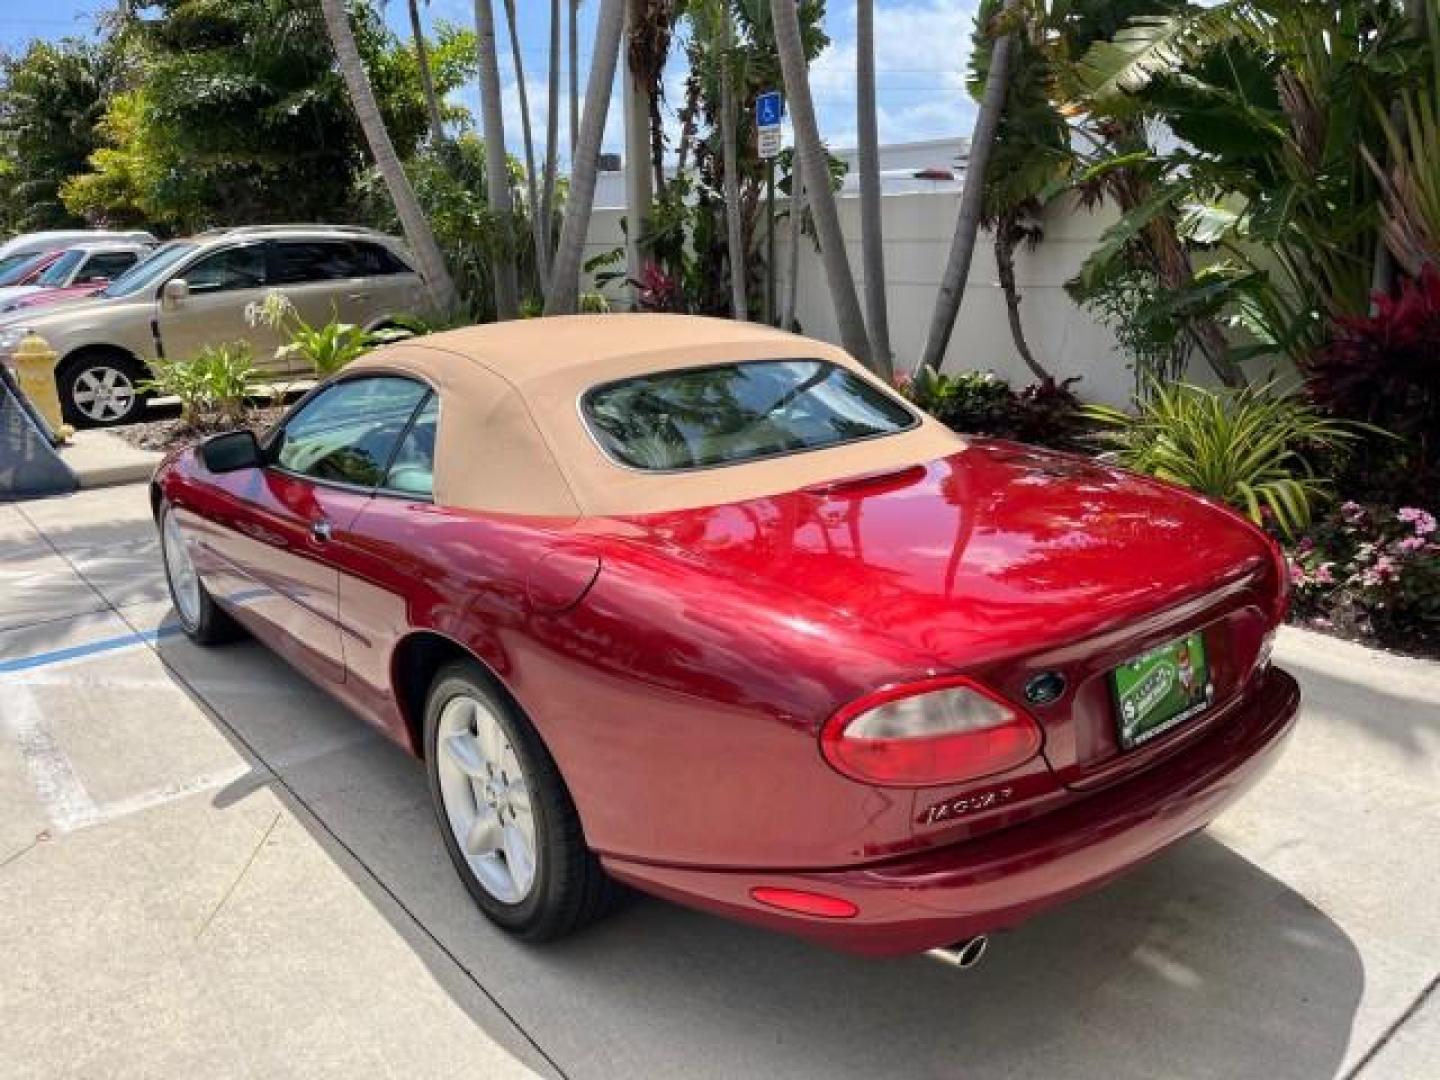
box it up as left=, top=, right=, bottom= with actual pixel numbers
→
left=58, top=349, right=147, bottom=428
left=159, top=502, right=242, bottom=646
left=424, top=660, right=621, bottom=940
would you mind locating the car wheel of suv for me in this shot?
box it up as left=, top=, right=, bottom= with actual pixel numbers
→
left=58, top=350, right=146, bottom=427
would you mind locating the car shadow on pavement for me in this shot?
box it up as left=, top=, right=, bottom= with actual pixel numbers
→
left=154, top=621, right=1365, bottom=1080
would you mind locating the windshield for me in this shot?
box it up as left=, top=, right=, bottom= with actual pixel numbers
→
left=36, top=249, right=86, bottom=287
left=0, top=252, right=46, bottom=285
left=100, top=241, right=197, bottom=298
left=582, top=359, right=918, bottom=472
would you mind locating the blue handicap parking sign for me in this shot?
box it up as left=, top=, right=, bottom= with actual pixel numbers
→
left=755, top=91, right=783, bottom=128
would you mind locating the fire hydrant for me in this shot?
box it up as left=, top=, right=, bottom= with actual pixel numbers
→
left=12, top=333, right=74, bottom=443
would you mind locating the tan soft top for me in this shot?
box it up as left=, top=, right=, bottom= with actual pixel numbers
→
left=347, top=313, right=964, bottom=517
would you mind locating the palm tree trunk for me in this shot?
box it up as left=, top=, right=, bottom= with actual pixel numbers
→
left=407, top=0, right=446, bottom=146
left=546, top=0, right=626, bottom=315
left=502, top=0, right=548, bottom=290
left=783, top=168, right=804, bottom=330
left=856, top=0, right=890, bottom=368
left=474, top=0, right=520, bottom=319
left=720, top=6, right=746, bottom=321
left=319, top=0, right=458, bottom=316
left=769, top=0, right=872, bottom=370
left=624, top=0, right=655, bottom=309
left=918, top=3, right=1018, bottom=375
left=541, top=0, right=562, bottom=291
left=569, top=0, right=581, bottom=160
left=994, top=217, right=1049, bottom=383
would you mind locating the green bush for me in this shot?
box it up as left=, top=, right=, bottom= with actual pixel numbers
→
left=898, top=367, right=1088, bottom=450
left=1084, top=381, right=1366, bottom=537
left=901, top=368, right=1020, bottom=433
left=142, top=343, right=255, bottom=427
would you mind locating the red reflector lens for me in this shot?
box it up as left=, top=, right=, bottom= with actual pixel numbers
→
left=822, top=676, right=1042, bottom=787
left=749, top=887, right=859, bottom=919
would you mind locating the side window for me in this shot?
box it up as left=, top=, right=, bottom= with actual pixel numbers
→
left=268, top=241, right=356, bottom=285
left=351, top=241, right=413, bottom=277
left=182, top=244, right=265, bottom=294
left=272, top=377, right=429, bottom=488
left=383, top=394, right=438, bottom=498
left=78, top=251, right=139, bottom=283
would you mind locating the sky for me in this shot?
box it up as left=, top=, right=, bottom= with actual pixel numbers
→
left=0, top=0, right=981, bottom=164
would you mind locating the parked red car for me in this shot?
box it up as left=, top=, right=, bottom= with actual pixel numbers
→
left=0, top=281, right=105, bottom=313
left=153, top=315, right=1298, bottom=958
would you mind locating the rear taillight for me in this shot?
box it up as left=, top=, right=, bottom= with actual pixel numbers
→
left=821, top=676, right=1042, bottom=787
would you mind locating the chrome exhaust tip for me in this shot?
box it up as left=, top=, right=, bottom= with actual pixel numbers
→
left=925, top=935, right=988, bottom=970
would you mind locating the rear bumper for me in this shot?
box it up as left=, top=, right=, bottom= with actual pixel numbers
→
left=603, top=666, right=1299, bottom=956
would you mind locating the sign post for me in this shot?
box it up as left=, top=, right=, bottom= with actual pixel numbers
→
left=755, top=91, right=784, bottom=326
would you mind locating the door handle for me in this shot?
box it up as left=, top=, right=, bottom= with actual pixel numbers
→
left=310, top=519, right=333, bottom=543
left=346, top=292, right=371, bottom=302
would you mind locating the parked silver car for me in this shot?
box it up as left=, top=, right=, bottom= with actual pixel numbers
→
left=0, top=225, right=434, bottom=427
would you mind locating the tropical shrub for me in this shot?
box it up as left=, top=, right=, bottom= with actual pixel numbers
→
left=1302, top=266, right=1440, bottom=499
left=142, top=343, right=255, bottom=427
left=898, top=367, right=1089, bottom=450
left=901, top=368, right=1018, bottom=434
left=1289, top=502, right=1440, bottom=653
left=1084, top=381, right=1364, bottom=537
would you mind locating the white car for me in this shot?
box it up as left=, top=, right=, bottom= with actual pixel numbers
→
left=0, top=229, right=156, bottom=262
left=0, top=243, right=153, bottom=311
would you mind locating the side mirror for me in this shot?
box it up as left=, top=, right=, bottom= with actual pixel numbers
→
left=200, top=430, right=263, bottom=474
left=161, top=278, right=189, bottom=309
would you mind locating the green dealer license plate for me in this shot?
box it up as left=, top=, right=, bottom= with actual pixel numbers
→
left=1112, top=631, right=1215, bottom=750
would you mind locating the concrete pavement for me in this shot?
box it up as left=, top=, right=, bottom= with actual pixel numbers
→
left=1, top=482, right=1437, bottom=1080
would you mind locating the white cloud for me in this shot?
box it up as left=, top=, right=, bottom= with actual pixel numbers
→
left=810, top=0, right=980, bottom=148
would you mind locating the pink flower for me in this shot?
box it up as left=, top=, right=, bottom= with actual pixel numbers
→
left=1398, top=536, right=1426, bottom=554
left=1315, top=562, right=1336, bottom=584
left=1341, top=501, right=1365, bottom=524
left=1296, top=537, right=1315, bottom=554
left=1397, top=507, right=1421, bottom=522
left=1289, top=563, right=1307, bottom=586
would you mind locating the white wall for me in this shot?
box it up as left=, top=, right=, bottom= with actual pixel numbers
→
left=582, top=187, right=1137, bottom=406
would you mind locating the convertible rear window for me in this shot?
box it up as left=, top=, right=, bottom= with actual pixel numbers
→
left=582, top=360, right=917, bottom=472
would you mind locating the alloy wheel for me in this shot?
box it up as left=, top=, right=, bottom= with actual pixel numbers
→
left=161, top=511, right=202, bottom=629
left=435, top=693, right=538, bottom=904
left=71, top=363, right=137, bottom=423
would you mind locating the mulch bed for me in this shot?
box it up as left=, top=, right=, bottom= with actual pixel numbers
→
left=114, top=406, right=286, bottom=454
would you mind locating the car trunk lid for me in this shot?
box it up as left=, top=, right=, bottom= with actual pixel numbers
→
left=624, top=440, right=1280, bottom=794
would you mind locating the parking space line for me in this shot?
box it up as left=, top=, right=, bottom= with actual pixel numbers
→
left=0, top=625, right=184, bottom=675
left=0, top=684, right=100, bottom=832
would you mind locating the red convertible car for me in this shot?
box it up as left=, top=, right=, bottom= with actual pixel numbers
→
left=153, top=315, right=1299, bottom=960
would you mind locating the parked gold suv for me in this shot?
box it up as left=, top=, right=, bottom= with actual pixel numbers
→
left=0, top=225, right=435, bottom=427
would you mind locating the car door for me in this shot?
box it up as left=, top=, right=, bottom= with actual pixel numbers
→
left=200, top=375, right=432, bottom=686
left=155, top=241, right=283, bottom=370
left=346, top=240, right=427, bottom=324
left=332, top=393, right=442, bottom=717
left=265, top=240, right=365, bottom=373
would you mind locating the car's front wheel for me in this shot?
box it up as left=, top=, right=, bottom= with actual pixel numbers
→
left=58, top=349, right=146, bottom=427
left=424, top=661, right=620, bottom=940
left=159, top=502, right=241, bottom=645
